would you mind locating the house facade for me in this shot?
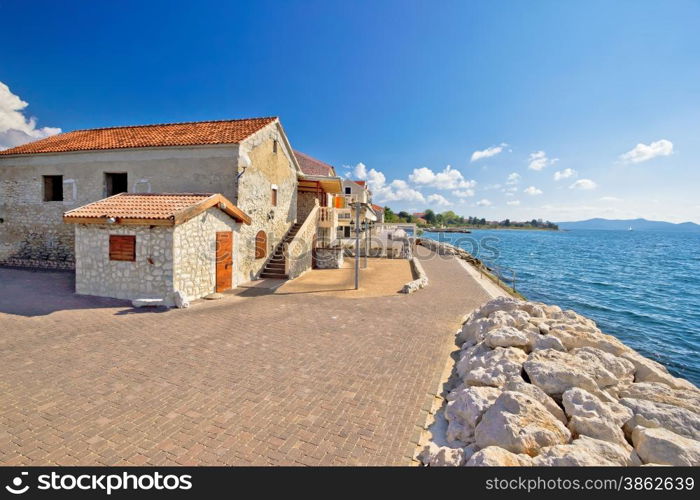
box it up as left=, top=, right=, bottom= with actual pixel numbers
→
left=0, top=118, right=299, bottom=285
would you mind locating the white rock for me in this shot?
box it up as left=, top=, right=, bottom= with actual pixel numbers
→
left=620, top=398, right=700, bottom=440
left=457, top=318, right=496, bottom=346
left=568, top=416, right=629, bottom=447
left=571, top=347, right=635, bottom=386
left=473, top=297, right=522, bottom=320
left=459, top=346, right=528, bottom=388
left=619, top=382, right=700, bottom=413
left=502, top=379, right=567, bottom=424
left=562, top=388, right=633, bottom=427
left=475, top=391, right=571, bottom=456
left=172, top=290, right=190, bottom=309
left=466, top=446, right=533, bottom=466
left=621, top=351, right=699, bottom=391
left=523, top=349, right=607, bottom=398
left=418, top=443, right=466, bottom=466
left=445, top=386, right=501, bottom=442
left=632, top=427, right=700, bottom=466
left=533, top=436, right=641, bottom=466
left=484, top=326, right=529, bottom=349
left=547, top=324, right=630, bottom=355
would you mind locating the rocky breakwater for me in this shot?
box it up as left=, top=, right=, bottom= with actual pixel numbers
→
left=419, top=296, right=700, bottom=466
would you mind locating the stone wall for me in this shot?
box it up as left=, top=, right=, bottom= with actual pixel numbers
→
left=418, top=296, right=700, bottom=466
left=234, top=125, right=298, bottom=283
left=173, top=208, right=240, bottom=299
left=297, top=192, right=319, bottom=222
left=74, top=224, right=174, bottom=300
left=315, top=247, right=344, bottom=269
left=285, top=206, right=318, bottom=279
left=0, top=145, right=240, bottom=267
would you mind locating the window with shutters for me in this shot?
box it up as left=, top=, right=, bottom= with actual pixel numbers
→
left=255, top=231, right=267, bottom=259
left=109, top=235, right=136, bottom=261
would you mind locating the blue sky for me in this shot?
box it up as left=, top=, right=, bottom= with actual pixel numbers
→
left=1, top=0, right=699, bottom=222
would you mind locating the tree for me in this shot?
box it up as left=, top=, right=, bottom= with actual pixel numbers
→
left=384, top=206, right=398, bottom=222
left=424, top=209, right=436, bottom=224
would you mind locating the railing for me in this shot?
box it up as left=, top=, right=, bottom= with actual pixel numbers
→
left=284, top=204, right=319, bottom=279
left=480, top=259, right=517, bottom=292
left=318, top=206, right=338, bottom=229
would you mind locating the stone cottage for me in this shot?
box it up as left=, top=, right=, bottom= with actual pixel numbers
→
left=0, top=117, right=299, bottom=286
left=64, top=193, right=250, bottom=302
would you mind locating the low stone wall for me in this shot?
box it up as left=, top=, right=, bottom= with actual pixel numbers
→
left=401, top=257, right=428, bottom=294
left=0, top=258, right=75, bottom=271
left=419, top=296, right=700, bottom=466
left=315, top=247, right=344, bottom=269
left=285, top=206, right=318, bottom=279
left=417, top=237, right=481, bottom=266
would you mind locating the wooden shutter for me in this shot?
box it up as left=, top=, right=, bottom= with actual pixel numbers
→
left=271, top=188, right=278, bottom=207
left=109, top=235, right=136, bottom=261
left=255, top=231, right=267, bottom=259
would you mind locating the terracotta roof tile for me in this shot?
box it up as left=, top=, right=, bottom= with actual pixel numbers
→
left=294, top=150, right=336, bottom=177
left=372, top=204, right=383, bottom=212
left=0, top=117, right=277, bottom=155
left=63, top=193, right=250, bottom=225
left=353, top=180, right=366, bottom=187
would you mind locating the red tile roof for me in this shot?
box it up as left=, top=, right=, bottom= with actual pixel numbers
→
left=63, top=193, right=250, bottom=226
left=371, top=204, right=383, bottom=212
left=353, top=180, right=366, bottom=186
left=294, top=150, right=336, bottom=177
left=0, top=117, right=277, bottom=155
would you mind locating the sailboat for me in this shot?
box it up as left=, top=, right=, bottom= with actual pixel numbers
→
left=628, top=226, right=633, bottom=231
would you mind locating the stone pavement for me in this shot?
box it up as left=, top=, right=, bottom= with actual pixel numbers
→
left=0, top=249, right=492, bottom=465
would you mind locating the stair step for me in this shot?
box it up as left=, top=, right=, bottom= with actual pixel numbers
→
left=260, top=273, right=288, bottom=279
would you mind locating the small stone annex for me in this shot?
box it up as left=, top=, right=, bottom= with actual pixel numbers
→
left=63, top=192, right=251, bottom=304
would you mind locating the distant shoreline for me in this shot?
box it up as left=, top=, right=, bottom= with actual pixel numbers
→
left=424, top=227, right=558, bottom=232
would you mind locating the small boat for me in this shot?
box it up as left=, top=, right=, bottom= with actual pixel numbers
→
left=628, top=226, right=633, bottom=231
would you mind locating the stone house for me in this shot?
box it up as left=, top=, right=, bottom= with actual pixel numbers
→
left=64, top=193, right=250, bottom=302
left=0, top=117, right=300, bottom=285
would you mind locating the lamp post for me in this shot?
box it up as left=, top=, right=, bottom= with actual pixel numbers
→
left=353, top=202, right=361, bottom=290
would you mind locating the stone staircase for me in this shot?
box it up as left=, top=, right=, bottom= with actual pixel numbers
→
left=259, top=223, right=303, bottom=280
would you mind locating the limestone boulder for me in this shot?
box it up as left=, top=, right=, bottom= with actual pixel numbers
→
left=466, top=446, right=533, bottom=466
left=418, top=443, right=467, bottom=466
left=475, top=391, right=571, bottom=456
left=458, top=345, right=528, bottom=388
left=523, top=349, right=606, bottom=398
left=620, top=398, right=700, bottom=440
left=571, top=347, right=635, bottom=386
left=502, top=379, right=567, bottom=424
left=473, top=297, right=523, bottom=320
left=621, top=351, right=699, bottom=391
left=619, top=382, right=700, bottom=414
left=547, top=324, right=630, bottom=355
left=562, top=387, right=633, bottom=427
left=445, top=386, right=501, bottom=443
left=631, top=427, right=700, bottom=466
left=568, top=416, right=629, bottom=447
left=484, top=326, right=529, bottom=349
left=533, top=436, right=641, bottom=466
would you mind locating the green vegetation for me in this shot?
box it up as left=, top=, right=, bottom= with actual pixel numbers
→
left=383, top=206, right=558, bottom=230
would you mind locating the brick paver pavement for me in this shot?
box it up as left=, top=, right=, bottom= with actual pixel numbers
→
left=0, top=250, right=492, bottom=465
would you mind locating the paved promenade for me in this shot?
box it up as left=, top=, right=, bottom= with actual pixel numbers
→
left=0, top=250, right=492, bottom=465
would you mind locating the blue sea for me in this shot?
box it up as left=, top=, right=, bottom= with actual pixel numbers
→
left=424, top=229, right=700, bottom=386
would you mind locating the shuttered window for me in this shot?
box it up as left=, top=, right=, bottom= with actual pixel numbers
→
left=255, top=231, right=267, bottom=259
left=109, top=235, right=136, bottom=261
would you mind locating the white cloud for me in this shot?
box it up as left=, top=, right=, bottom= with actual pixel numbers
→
left=427, top=193, right=451, bottom=207
left=528, top=150, right=558, bottom=171
left=524, top=186, right=543, bottom=195
left=470, top=142, right=508, bottom=162
left=506, top=200, right=521, bottom=206
left=506, top=172, right=521, bottom=185
left=0, top=81, right=61, bottom=150
left=569, top=179, right=597, bottom=190
left=553, top=168, right=577, bottom=181
left=409, top=165, right=476, bottom=190
left=476, top=199, right=492, bottom=207
left=619, top=139, right=673, bottom=164
left=452, top=189, right=475, bottom=198
left=351, top=163, right=425, bottom=203
left=599, top=196, right=622, bottom=202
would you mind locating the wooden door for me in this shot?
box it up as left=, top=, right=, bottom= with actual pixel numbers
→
left=215, top=231, right=233, bottom=292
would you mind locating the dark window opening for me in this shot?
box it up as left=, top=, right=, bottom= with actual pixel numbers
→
left=273, top=139, right=278, bottom=153
left=109, top=235, right=136, bottom=261
left=43, top=175, right=63, bottom=202
left=105, top=173, right=128, bottom=197
left=343, top=226, right=351, bottom=238
left=344, top=187, right=352, bottom=195
left=271, top=188, right=278, bottom=207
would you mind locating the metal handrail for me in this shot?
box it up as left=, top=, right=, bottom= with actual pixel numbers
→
left=480, top=259, right=517, bottom=291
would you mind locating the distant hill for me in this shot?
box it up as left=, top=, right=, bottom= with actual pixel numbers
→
left=557, top=218, right=700, bottom=232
